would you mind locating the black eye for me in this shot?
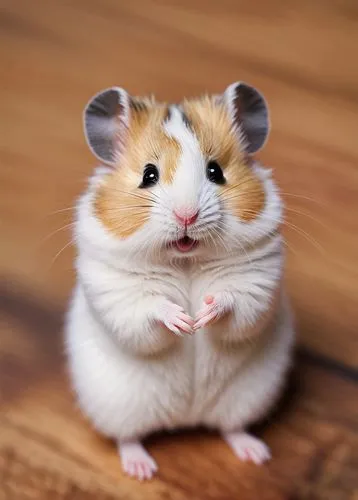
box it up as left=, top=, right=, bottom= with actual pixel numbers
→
left=139, top=164, right=159, bottom=188
left=206, top=161, right=225, bottom=185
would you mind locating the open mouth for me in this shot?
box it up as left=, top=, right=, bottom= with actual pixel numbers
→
left=170, top=236, right=199, bottom=253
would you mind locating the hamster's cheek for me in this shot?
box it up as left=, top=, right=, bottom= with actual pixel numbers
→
left=220, top=170, right=265, bottom=223
left=93, top=172, right=153, bottom=240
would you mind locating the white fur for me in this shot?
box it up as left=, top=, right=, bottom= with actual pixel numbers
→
left=223, top=82, right=248, bottom=150
left=163, top=106, right=204, bottom=215
left=66, top=98, right=294, bottom=469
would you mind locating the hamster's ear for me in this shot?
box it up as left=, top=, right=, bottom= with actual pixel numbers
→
left=83, top=87, right=130, bottom=165
left=222, top=82, right=270, bottom=154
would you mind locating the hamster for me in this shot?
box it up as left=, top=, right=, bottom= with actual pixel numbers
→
left=65, top=82, right=294, bottom=481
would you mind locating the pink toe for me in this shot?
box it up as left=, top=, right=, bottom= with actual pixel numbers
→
left=248, top=445, right=267, bottom=465
left=125, top=462, right=131, bottom=477
left=144, top=464, right=152, bottom=480
left=132, top=463, right=138, bottom=476
left=141, top=464, right=148, bottom=480
left=205, top=295, right=214, bottom=304
left=138, top=463, right=145, bottom=481
left=247, top=449, right=258, bottom=464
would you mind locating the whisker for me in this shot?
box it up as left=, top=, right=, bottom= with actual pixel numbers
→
left=47, top=207, right=76, bottom=216
left=50, top=240, right=74, bottom=268
left=218, top=206, right=307, bottom=259
left=284, top=207, right=329, bottom=230
left=110, top=216, right=151, bottom=233
left=219, top=193, right=267, bottom=205
left=219, top=181, right=250, bottom=196
left=207, top=226, right=222, bottom=255
left=230, top=207, right=326, bottom=257
left=102, top=206, right=154, bottom=212
left=110, top=188, right=159, bottom=204
left=280, top=192, right=328, bottom=208
left=220, top=187, right=327, bottom=213
left=217, top=220, right=253, bottom=264
left=239, top=223, right=299, bottom=259
left=281, top=219, right=326, bottom=256
left=39, top=222, right=75, bottom=246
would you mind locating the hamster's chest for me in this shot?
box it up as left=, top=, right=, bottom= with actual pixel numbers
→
left=138, top=266, right=193, bottom=310
left=189, top=262, right=238, bottom=310
left=154, top=261, right=244, bottom=314
left=162, top=263, right=232, bottom=315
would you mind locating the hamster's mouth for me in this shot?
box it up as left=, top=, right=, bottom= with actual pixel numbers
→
left=169, top=236, right=199, bottom=253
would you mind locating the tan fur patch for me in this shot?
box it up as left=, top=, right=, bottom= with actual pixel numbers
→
left=94, top=100, right=180, bottom=239
left=183, top=97, right=265, bottom=221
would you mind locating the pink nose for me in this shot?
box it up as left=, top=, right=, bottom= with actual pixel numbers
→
left=174, top=210, right=199, bottom=226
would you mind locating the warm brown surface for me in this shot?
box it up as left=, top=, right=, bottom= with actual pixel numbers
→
left=1, top=1, right=358, bottom=499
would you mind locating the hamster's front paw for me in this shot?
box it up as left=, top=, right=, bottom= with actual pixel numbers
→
left=157, top=300, right=194, bottom=336
left=194, top=293, right=232, bottom=330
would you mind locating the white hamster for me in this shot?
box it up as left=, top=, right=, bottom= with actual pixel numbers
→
left=66, top=82, right=294, bottom=481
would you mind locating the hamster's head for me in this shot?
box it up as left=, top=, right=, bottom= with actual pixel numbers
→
left=79, top=83, right=282, bottom=262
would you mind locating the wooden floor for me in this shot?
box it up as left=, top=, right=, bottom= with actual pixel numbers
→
left=1, top=0, right=358, bottom=498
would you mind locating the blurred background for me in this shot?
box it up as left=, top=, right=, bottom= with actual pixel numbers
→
left=1, top=1, right=358, bottom=499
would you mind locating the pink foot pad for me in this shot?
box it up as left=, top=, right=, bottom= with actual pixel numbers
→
left=223, top=431, right=271, bottom=465
left=119, top=440, right=158, bottom=481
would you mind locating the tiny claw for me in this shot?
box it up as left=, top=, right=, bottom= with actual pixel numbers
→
left=193, top=311, right=218, bottom=330
left=173, top=319, right=194, bottom=334
left=177, top=312, right=195, bottom=327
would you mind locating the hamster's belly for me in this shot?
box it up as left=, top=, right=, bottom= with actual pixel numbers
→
left=66, top=286, right=195, bottom=440
left=190, top=294, right=294, bottom=430
left=184, top=331, right=254, bottom=424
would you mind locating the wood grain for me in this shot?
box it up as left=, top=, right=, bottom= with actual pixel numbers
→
left=1, top=0, right=358, bottom=498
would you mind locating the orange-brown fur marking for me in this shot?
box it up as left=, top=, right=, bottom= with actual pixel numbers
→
left=95, top=100, right=179, bottom=239
left=158, top=131, right=181, bottom=185
left=183, top=97, right=265, bottom=221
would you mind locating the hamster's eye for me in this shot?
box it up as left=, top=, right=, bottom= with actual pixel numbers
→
left=139, top=164, right=159, bottom=188
left=206, top=161, right=226, bottom=185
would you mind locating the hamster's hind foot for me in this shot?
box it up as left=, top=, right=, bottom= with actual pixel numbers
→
left=222, top=431, right=271, bottom=465
left=118, top=439, right=158, bottom=481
